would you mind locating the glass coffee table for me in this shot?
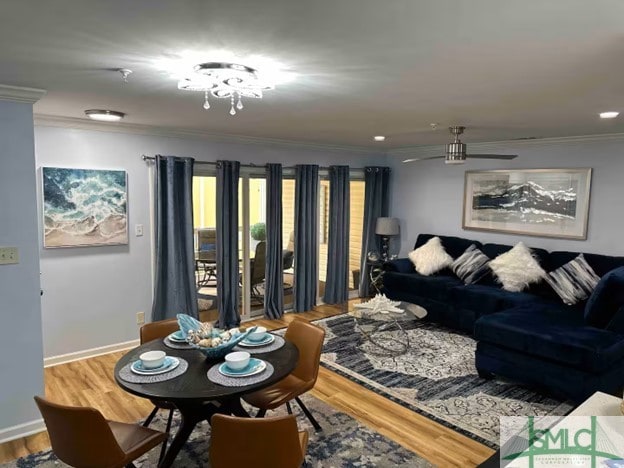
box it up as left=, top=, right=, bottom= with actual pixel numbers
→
left=349, top=300, right=427, bottom=355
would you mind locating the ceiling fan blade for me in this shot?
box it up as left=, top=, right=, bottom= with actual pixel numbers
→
left=465, top=154, right=518, bottom=160
left=402, top=156, right=445, bottom=163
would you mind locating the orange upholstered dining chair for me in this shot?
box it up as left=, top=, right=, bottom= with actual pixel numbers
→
left=139, top=318, right=179, bottom=457
left=243, top=318, right=326, bottom=431
left=34, top=396, right=167, bottom=468
left=210, top=414, right=309, bottom=468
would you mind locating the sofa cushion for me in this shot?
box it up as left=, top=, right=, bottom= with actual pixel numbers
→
left=451, top=244, right=491, bottom=284
left=449, top=284, right=549, bottom=316
left=488, top=242, right=546, bottom=292
left=475, top=307, right=624, bottom=373
left=414, top=234, right=481, bottom=259
left=548, top=251, right=624, bottom=277
left=408, top=237, right=453, bottom=276
left=585, top=267, right=624, bottom=328
left=383, top=258, right=415, bottom=274
left=545, top=254, right=600, bottom=305
left=606, top=306, right=624, bottom=334
left=383, top=271, right=462, bottom=302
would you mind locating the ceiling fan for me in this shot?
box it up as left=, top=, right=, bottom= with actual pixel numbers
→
left=402, top=126, right=518, bottom=165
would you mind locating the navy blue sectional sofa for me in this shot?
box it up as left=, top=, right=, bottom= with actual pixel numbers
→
left=382, top=233, right=624, bottom=403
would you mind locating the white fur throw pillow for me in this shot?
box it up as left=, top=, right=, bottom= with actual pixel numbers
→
left=489, top=242, right=546, bottom=292
left=408, top=237, right=453, bottom=276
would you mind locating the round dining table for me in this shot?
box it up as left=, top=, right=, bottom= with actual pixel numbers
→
left=115, top=337, right=299, bottom=468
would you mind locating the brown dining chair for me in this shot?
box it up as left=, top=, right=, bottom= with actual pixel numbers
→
left=34, top=396, right=167, bottom=468
left=243, top=319, right=326, bottom=431
left=139, top=318, right=179, bottom=458
left=210, top=414, right=309, bottom=468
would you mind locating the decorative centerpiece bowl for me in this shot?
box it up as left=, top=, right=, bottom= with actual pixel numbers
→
left=176, top=314, right=255, bottom=360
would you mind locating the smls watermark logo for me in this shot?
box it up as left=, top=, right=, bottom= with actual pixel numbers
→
left=500, top=416, right=624, bottom=467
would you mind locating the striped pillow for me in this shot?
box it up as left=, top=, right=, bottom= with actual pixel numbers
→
left=452, top=244, right=490, bottom=284
left=545, top=254, right=601, bottom=305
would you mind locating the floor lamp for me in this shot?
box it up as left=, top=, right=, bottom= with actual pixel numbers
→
left=375, top=217, right=400, bottom=261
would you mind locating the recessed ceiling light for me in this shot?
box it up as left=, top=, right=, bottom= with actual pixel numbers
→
left=373, top=135, right=386, bottom=141
left=84, top=109, right=126, bottom=122
left=599, top=111, right=620, bottom=119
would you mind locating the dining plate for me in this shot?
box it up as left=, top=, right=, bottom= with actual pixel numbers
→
left=218, top=358, right=267, bottom=378
left=239, top=334, right=275, bottom=347
left=168, top=331, right=187, bottom=342
left=131, top=356, right=180, bottom=375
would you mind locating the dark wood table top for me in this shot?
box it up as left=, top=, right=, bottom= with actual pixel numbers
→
left=114, top=337, right=299, bottom=403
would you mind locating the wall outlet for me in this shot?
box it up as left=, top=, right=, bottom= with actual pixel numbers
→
left=135, top=224, right=144, bottom=237
left=136, top=311, right=145, bottom=325
left=0, top=247, right=19, bottom=265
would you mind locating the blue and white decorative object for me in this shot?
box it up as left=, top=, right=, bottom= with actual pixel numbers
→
left=176, top=314, right=255, bottom=360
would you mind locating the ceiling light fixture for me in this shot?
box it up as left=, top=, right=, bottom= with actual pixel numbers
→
left=84, top=109, right=126, bottom=122
left=117, top=68, right=133, bottom=83
left=600, top=111, right=620, bottom=119
left=178, top=62, right=275, bottom=115
left=373, top=135, right=386, bottom=141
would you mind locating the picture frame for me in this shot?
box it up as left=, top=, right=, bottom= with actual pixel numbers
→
left=42, top=167, right=128, bottom=248
left=462, top=168, right=592, bottom=240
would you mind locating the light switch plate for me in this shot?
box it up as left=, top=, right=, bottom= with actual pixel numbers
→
left=0, top=247, right=19, bottom=265
left=135, top=224, right=144, bottom=237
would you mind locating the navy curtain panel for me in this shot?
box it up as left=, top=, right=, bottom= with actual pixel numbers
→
left=152, top=155, right=198, bottom=321
left=216, top=160, right=241, bottom=328
left=293, top=164, right=319, bottom=312
left=358, top=166, right=391, bottom=297
left=323, top=166, right=350, bottom=304
left=264, top=164, right=284, bottom=319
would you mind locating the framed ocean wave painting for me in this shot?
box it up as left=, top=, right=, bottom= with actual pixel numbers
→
left=42, top=167, right=128, bottom=248
left=462, top=168, right=592, bottom=240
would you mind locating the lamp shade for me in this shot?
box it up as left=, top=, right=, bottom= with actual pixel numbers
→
left=375, top=217, right=400, bottom=236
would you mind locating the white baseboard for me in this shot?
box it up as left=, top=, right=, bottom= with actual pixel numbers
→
left=44, top=339, right=140, bottom=367
left=0, top=419, right=46, bottom=444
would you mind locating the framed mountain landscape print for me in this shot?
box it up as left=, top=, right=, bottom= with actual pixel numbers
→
left=463, top=168, right=592, bottom=240
left=42, top=167, right=128, bottom=248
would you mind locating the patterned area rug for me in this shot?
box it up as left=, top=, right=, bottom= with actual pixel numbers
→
left=2, top=394, right=430, bottom=468
left=315, top=314, right=573, bottom=448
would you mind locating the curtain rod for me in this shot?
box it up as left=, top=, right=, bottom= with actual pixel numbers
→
left=141, top=154, right=383, bottom=173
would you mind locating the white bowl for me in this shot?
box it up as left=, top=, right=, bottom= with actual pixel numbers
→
left=248, top=326, right=267, bottom=342
left=139, top=350, right=166, bottom=369
left=225, top=351, right=250, bottom=371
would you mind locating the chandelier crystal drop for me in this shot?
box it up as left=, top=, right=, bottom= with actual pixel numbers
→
left=177, top=62, right=274, bottom=115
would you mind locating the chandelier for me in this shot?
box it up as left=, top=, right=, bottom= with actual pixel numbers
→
left=178, top=62, right=274, bottom=115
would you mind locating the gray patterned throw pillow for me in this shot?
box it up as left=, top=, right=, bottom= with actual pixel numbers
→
left=544, top=254, right=600, bottom=305
left=451, top=244, right=490, bottom=285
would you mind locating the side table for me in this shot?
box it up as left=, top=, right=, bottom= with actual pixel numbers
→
left=367, top=259, right=385, bottom=294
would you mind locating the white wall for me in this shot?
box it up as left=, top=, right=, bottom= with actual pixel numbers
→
left=0, top=100, right=45, bottom=436
left=35, top=124, right=385, bottom=358
left=388, top=136, right=624, bottom=257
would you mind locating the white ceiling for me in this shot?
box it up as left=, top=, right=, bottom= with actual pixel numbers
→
left=2, top=0, right=623, bottom=149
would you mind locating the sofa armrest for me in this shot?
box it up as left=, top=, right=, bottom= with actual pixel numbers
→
left=606, top=305, right=624, bottom=334
left=383, top=258, right=415, bottom=274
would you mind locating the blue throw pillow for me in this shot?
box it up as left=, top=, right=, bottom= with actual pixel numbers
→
left=584, top=267, right=624, bottom=328
left=451, top=244, right=490, bottom=285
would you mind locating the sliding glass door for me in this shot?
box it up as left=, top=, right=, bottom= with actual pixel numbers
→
left=193, top=168, right=364, bottom=323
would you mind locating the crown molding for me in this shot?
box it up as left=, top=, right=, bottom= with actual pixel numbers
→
left=33, top=114, right=380, bottom=156
left=0, top=85, right=46, bottom=104
left=386, top=132, right=624, bottom=158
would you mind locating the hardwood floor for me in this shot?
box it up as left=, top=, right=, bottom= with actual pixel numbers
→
left=0, top=301, right=494, bottom=466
